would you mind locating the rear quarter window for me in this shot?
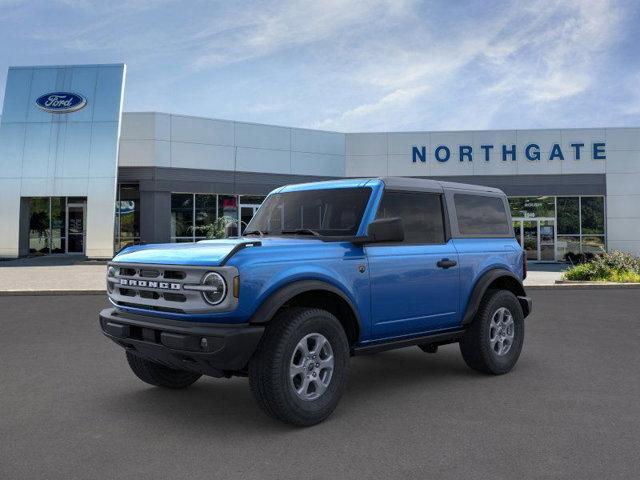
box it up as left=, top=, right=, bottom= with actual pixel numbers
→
left=454, top=194, right=511, bottom=236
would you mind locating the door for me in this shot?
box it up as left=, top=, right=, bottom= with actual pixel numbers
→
left=539, top=220, right=555, bottom=261
left=514, top=218, right=556, bottom=261
left=366, top=191, right=460, bottom=339
left=66, top=203, right=85, bottom=254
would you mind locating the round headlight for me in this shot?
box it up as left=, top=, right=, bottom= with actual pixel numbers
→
left=201, top=272, right=226, bottom=305
left=107, top=266, right=116, bottom=293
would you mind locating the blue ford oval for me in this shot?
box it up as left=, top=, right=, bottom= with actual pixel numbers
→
left=35, top=92, right=87, bottom=113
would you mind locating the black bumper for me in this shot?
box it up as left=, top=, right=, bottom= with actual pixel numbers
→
left=99, top=308, right=264, bottom=377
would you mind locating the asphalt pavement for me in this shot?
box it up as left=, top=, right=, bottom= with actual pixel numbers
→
left=1, top=290, right=639, bottom=479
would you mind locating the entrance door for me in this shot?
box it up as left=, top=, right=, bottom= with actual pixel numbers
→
left=539, top=220, right=555, bottom=261
left=513, top=218, right=556, bottom=261
left=66, top=203, right=86, bottom=254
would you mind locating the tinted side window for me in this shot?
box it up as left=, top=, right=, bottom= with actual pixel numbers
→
left=376, top=191, right=445, bottom=244
left=454, top=194, right=510, bottom=236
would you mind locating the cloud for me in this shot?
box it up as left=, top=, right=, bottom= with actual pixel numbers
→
left=315, top=0, right=625, bottom=131
left=0, top=0, right=634, bottom=131
left=190, top=0, right=414, bottom=69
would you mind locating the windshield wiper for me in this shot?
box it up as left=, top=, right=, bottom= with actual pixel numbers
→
left=281, top=228, right=321, bottom=237
left=243, top=229, right=267, bottom=237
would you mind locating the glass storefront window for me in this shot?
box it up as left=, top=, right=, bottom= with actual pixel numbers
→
left=29, top=198, right=50, bottom=254
left=511, top=195, right=606, bottom=261
left=114, top=184, right=140, bottom=252
left=557, top=197, right=579, bottom=235
left=509, top=196, right=555, bottom=218
left=27, top=196, right=86, bottom=255
left=582, top=236, right=606, bottom=254
left=218, top=195, right=239, bottom=236
left=171, top=193, right=194, bottom=240
left=195, top=194, right=217, bottom=240
left=581, top=197, right=605, bottom=234
left=557, top=236, right=581, bottom=260
left=51, top=197, right=66, bottom=254
left=170, top=193, right=245, bottom=242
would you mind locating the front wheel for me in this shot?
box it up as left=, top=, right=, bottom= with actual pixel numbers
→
left=249, top=307, right=350, bottom=426
left=125, top=351, right=202, bottom=389
left=459, top=289, right=525, bottom=375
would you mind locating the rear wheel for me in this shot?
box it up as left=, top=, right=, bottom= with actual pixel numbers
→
left=125, top=351, right=202, bottom=389
left=249, top=307, right=350, bottom=426
left=459, top=289, right=524, bottom=375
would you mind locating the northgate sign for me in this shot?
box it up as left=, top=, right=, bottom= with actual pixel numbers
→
left=411, top=142, right=606, bottom=163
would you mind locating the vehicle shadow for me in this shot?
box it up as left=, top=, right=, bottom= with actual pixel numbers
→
left=98, top=346, right=475, bottom=434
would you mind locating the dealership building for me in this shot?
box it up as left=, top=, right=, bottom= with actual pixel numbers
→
left=1, top=63, right=639, bottom=261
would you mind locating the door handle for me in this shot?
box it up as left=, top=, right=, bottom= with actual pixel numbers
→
left=437, top=258, right=457, bottom=269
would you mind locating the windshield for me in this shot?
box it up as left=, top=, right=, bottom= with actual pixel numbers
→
left=244, top=187, right=372, bottom=237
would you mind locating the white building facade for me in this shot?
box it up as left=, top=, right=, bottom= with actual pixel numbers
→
left=1, top=64, right=639, bottom=261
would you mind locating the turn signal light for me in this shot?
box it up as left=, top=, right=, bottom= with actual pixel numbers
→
left=233, top=276, right=240, bottom=298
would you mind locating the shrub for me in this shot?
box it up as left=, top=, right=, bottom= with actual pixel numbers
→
left=563, top=250, right=640, bottom=282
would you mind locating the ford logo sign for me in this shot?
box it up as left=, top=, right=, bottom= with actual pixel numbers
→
left=35, top=92, right=87, bottom=114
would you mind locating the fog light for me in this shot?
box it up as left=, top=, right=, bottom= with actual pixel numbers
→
left=200, top=337, right=208, bottom=350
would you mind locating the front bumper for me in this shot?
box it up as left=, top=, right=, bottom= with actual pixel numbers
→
left=99, top=308, right=264, bottom=377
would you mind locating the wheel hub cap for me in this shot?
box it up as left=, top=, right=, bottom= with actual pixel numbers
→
left=489, top=307, right=515, bottom=356
left=290, top=333, right=334, bottom=401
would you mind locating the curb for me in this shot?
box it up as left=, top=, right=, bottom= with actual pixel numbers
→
left=0, top=289, right=106, bottom=296
left=526, top=283, right=640, bottom=290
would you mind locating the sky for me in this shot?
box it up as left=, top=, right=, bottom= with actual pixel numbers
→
left=0, top=0, right=639, bottom=132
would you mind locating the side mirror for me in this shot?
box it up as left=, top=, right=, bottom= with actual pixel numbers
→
left=364, top=217, right=404, bottom=243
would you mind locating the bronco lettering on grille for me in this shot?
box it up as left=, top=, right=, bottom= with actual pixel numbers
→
left=119, top=278, right=181, bottom=290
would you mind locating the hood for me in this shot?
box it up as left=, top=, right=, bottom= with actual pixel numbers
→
left=112, top=237, right=326, bottom=266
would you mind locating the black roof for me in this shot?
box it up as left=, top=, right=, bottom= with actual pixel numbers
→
left=379, top=177, right=505, bottom=195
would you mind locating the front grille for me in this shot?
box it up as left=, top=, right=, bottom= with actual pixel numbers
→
left=139, top=269, right=160, bottom=278
left=107, top=262, right=238, bottom=315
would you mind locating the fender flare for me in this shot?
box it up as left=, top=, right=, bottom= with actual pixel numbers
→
left=249, top=279, right=362, bottom=331
left=461, top=268, right=528, bottom=325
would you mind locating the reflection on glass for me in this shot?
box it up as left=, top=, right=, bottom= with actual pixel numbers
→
left=195, top=194, right=216, bottom=228
left=557, top=236, right=580, bottom=259
left=513, top=221, right=522, bottom=247
left=51, top=197, right=65, bottom=241
left=171, top=193, right=193, bottom=239
left=240, top=195, right=265, bottom=206
left=218, top=195, right=239, bottom=236
left=582, top=236, right=605, bottom=254
left=581, top=197, right=605, bottom=234
left=51, top=234, right=66, bottom=254
left=509, top=196, right=555, bottom=218
left=218, top=195, right=238, bottom=220
left=29, top=197, right=50, bottom=254
left=557, top=197, right=579, bottom=234
left=67, top=205, right=85, bottom=253
left=540, top=220, right=555, bottom=261
left=523, top=221, right=538, bottom=261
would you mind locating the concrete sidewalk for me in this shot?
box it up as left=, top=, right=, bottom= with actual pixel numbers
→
left=0, top=256, right=567, bottom=293
left=0, top=257, right=106, bottom=294
left=523, top=262, right=568, bottom=286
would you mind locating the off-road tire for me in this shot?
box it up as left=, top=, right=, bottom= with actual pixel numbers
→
left=125, top=351, right=202, bottom=389
left=459, top=289, right=524, bottom=375
left=249, top=307, right=350, bottom=426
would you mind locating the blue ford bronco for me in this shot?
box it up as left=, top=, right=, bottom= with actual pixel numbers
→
left=100, top=177, right=531, bottom=426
